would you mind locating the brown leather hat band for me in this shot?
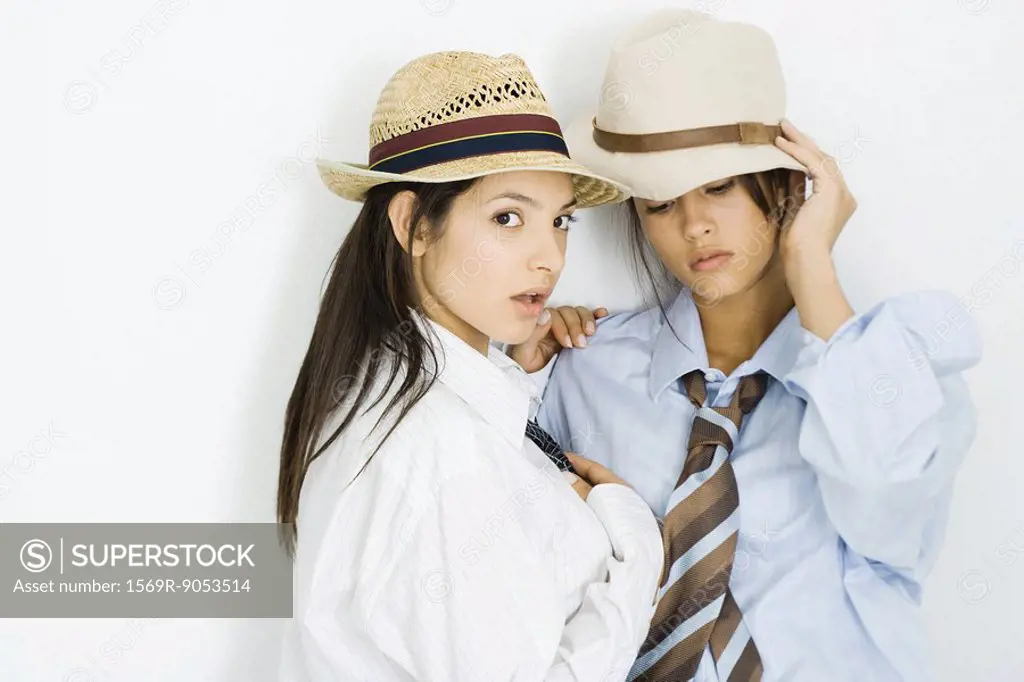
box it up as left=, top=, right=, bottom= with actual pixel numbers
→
left=591, top=119, right=782, bottom=153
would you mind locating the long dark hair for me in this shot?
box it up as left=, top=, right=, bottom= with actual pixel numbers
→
left=622, top=168, right=804, bottom=315
left=277, top=178, right=478, bottom=557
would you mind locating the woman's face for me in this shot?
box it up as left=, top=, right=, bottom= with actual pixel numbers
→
left=415, top=170, right=577, bottom=350
left=634, top=176, right=779, bottom=304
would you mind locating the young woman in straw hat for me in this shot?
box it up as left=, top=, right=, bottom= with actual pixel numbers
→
left=512, top=9, right=982, bottom=682
left=277, top=50, right=668, bottom=681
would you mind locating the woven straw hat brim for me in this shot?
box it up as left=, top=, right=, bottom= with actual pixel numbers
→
left=564, top=114, right=807, bottom=203
left=317, top=149, right=631, bottom=209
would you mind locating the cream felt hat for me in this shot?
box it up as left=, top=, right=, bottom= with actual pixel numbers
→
left=564, top=9, right=808, bottom=202
left=316, top=51, right=631, bottom=208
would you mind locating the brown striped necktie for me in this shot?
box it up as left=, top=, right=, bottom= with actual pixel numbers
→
left=628, top=370, right=770, bottom=682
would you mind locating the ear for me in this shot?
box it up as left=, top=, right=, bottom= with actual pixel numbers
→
left=387, top=190, right=427, bottom=257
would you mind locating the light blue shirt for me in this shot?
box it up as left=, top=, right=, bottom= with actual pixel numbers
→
left=536, top=287, right=982, bottom=682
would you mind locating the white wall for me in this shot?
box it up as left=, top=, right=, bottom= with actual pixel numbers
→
left=3, top=0, right=1021, bottom=679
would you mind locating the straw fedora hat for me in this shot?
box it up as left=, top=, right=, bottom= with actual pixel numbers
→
left=316, top=51, right=631, bottom=208
left=565, top=9, right=807, bottom=202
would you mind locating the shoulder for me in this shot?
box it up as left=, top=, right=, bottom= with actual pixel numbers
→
left=302, top=368, right=495, bottom=517
left=354, top=375, right=492, bottom=485
left=295, top=374, right=497, bottom=579
left=591, top=305, right=665, bottom=345
left=547, top=304, right=665, bottom=383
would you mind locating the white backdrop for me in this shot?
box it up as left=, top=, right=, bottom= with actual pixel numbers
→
left=3, top=0, right=1022, bottom=679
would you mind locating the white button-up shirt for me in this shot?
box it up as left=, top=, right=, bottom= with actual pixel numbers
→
left=278, top=311, right=663, bottom=681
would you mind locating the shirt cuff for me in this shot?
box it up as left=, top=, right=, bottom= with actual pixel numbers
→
left=586, top=484, right=663, bottom=565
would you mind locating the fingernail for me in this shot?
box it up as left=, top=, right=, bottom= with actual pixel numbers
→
left=564, top=335, right=573, bottom=347
left=576, top=334, right=587, bottom=348
left=585, top=321, right=595, bottom=334
left=538, top=309, right=551, bottom=325
left=561, top=471, right=580, bottom=486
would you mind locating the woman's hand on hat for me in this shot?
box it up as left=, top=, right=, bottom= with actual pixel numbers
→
left=773, top=119, right=858, bottom=341
left=508, top=305, right=608, bottom=373
left=773, top=119, right=858, bottom=262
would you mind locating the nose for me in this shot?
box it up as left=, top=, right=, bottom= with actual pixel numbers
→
left=526, top=227, right=566, bottom=275
left=679, top=192, right=714, bottom=241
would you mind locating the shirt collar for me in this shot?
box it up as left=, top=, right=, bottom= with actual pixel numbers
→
left=411, top=309, right=534, bottom=450
left=648, top=289, right=708, bottom=400
left=747, top=305, right=803, bottom=383
left=647, top=289, right=804, bottom=400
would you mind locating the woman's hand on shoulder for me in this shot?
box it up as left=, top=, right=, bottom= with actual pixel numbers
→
left=508, top=305, right=608, bottom=373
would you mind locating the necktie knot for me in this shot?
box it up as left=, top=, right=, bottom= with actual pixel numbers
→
left=683, top=370, right=770, bottom=415
left=525, top=418, right=575, bottom=473
left=735, top=372, right=770, bottom=414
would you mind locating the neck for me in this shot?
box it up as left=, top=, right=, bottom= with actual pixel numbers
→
left=416, top=300, right=489, bottom=356
left=694, top=255, right=794, bottom=375
left=414, top=276, right=490, bottom=356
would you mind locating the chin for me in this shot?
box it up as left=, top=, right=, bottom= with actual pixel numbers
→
left=492, top=320, right=535, bottom=347
left=687, top=271, right=746, bottom=304
left=480, top=307, right=533, bottom=345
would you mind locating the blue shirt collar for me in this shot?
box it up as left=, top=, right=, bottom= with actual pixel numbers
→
left=647, top=288, right=805, bottom=400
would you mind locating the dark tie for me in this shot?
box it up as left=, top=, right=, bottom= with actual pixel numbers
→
left=525, top=418, right=576, bottom=474
left=629, top=370, right=770, bottom=682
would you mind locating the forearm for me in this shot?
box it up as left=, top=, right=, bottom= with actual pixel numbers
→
left=783, top=244, right=855, bottom=341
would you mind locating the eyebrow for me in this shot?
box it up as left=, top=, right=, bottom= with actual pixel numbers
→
left=487, top=192, right=578, bottom=211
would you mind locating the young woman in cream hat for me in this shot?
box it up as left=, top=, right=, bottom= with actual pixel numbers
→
left=277, top=50, right=668, bottom=681
left=513, top=9, right=982, bottom=682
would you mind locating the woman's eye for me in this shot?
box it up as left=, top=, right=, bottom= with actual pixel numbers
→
left=706, top=179, right=735, bottom=195
left=554, top=214, right=578, bottom=231
left=494, top=211, right=523, bottom=228
left=646, top=202, right=673, bottom=215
